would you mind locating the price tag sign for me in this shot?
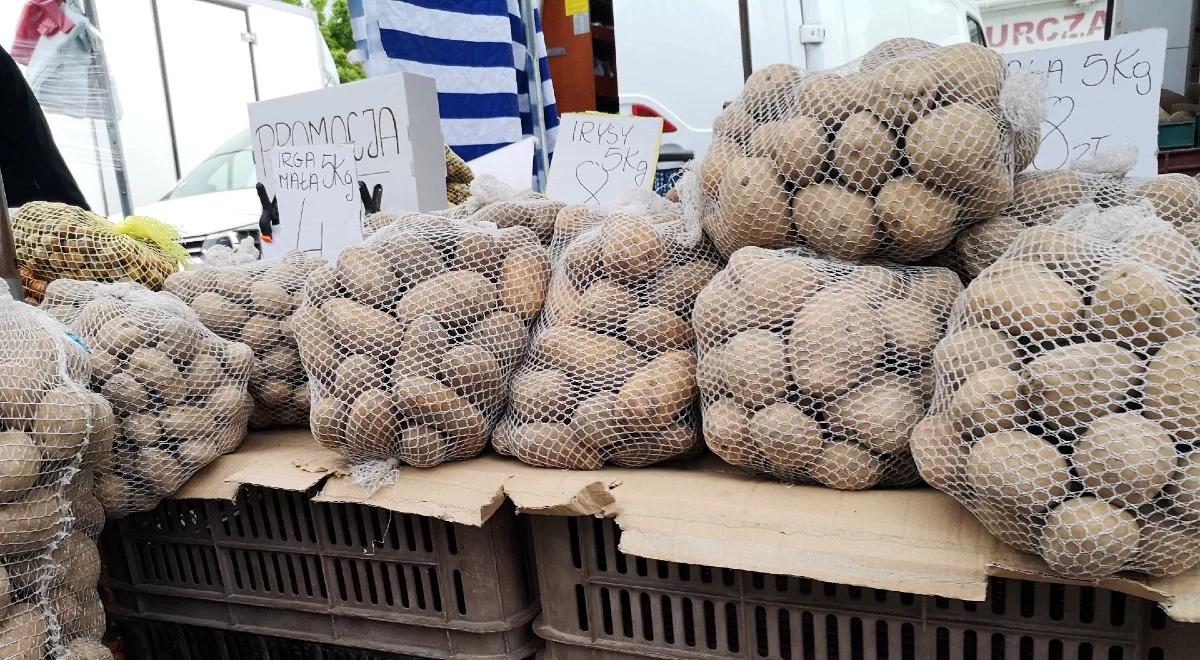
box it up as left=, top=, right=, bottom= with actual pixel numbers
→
left=264, top=144, right=361, bottom=261
left=1004, top=29, right=1166, bottom=177
left=546, top=113, right=663, bottom=206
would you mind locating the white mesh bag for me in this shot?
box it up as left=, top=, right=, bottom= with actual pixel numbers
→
left=918, top=202, right=1200, bottom=579
left=694, top=247, right=962, bottom=489
left=0, top=292, right=111, bottom=659
left=699, top=39, right=1044, bottom=263
left=947, top=170, right=1200, bottom=278
left=293, top=214, right=551, bottom=468
left=493, top=200, right=722, bottom=470
left=41, top=281, right=252, bottom=516
left=163, top=251, right=327, bottom=428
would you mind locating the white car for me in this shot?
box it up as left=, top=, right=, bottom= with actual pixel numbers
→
left=134, top=131, right=262, bottom=264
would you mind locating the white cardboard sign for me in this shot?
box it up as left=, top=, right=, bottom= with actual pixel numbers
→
left=546, top=113, right=662, bottom=205
left=264, top=144, right=360, bottom=261
left=248, top=72, right=448, bottom=214
left=1004, top=29, right=1166, bottom=177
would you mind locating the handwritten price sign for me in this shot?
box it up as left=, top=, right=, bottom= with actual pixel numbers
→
left=264, top=144, right=361, bottom=261
left=546, top=113, right=663, bottom=205
left=1004, top=29, right=1166, bottom=177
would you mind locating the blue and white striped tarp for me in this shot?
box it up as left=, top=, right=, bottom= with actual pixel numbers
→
left=349, top=0, right=559, bottom=163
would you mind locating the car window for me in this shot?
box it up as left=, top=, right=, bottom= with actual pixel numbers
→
left=167, top=148, right=256, bottom=199
left=967, top=16, right=986, bottom=46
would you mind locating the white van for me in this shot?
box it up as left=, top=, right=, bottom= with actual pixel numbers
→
left=613, top=0, right=987, bottom=161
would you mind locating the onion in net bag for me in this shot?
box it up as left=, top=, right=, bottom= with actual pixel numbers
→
left=695, top=247, right=962, bottom=489
left=0, top=292, right=112, bottom=658
left=493, top=202, right=722, bottom=470
left=42, top=281, right=252, bottom=516
left=293, top=214, right=551, bottom=468
left=163, top=251, right=327, bottom=428
left=946, top=171, right=1200, bottom=279
left=919, top=202, right=1200, bottom=579
left=699, top=39, right=1044, bottom=263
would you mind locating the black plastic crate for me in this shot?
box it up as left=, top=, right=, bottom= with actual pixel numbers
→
left=116, top=617, right=422, bottom=660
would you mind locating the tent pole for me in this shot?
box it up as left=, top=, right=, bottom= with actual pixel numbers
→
left=0, top=173, right=21, bottom=301
left=520, top=0, right=550, bottom=191
left=79, top=0, right=133, bottom=216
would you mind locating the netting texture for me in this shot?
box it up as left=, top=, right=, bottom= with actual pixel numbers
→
left=41, top=281, right=251, bottom=517
left=493, top=206, right=722, bottom=469
left=0, top=293, right=109, bottom=659
left=293, top=214, right=551, bottom=467
left=695, top=247, right=961, bottom=489
left=945, top=171, right=1200, bottom=278
left=698, top=40, right=1043, bottom=263
left=12, top=202, right=180, bottom=293
left=918, top=202, right=1200, bottom=579
left=163, top=252, right=327, bottom=428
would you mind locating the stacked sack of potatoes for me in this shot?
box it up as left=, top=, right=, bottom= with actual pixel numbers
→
left=699, top=38, right=1043, bottom=263
left=946, top=170, right=1200, bottom=278
left=293, top=214, right=551, bottom=468
left=0, top=292, right=114, bottom=659
left=493, top=200, right=722, bottom=469
left=163, top=251, right=327, bottom=427
left=42, top=281, right=252, bottom=516
left=695, top=247, right=962, bottom=489
left=916, top=201, right=1200, bottom=579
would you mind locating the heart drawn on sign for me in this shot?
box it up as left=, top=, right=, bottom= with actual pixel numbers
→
left=575, top=160, right=610, bottom=204
left=1036, top=95, right=1076, bottom=171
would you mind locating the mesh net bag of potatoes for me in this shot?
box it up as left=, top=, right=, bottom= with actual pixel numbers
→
left=946, top=170, right=1200, bottom=279
left=12, top=202, right=186, bottom=297
left=493, top=203, right=722, bottom=470
left=41, top=281, right=252, bottom=517
left=918, top=201, right=1200, bottom=579
left=163, top=251, right=327, bottom=428
left=699, top=39, right=1044, bottom=263
left=694, top=247, right=962, bottom=489
left=0, top=292, right=113, bottom=659
left=293, top=214, right=551, bottom=469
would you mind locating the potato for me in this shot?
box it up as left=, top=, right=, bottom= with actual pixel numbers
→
left=503, top=421, right=600, bottom=470
left=702, top=398, right=753, bottom=467
left=962, top=261, right=1084, bottom=340
left=554, top=205, right=594, bottom=239
left=66, top=639, right=113, bottom=660
left=811, top=442, right=882, bottom=490
left=599, top=214, right=666, bottom=284
left=101, top=372, right=148, bottom=414
left=741, top=63, right=802, bottom=121
left=1038, top=497, right=1140, bottom=579
left=571, top=392, right=620, bottom=450
left=789, top=287, right=883, bottom=397
left=397, top=425, right=449, bottom=468
left=137, top=447, right=184, bottom=497
left=1090, top=262, right=1199, bottom=348
left=0, top=603, right=47, bottom=660
left=258, top=345, right=301, bottom=380
left=161, top=404, right=217, bottom=440
left=717, top=157, right=791, bottom=251
left=723, top=329, right=789, bottom=408
left=1011, top=171, right=1086, bottom=216
left=250, top=281, right=294, bottom=318
left=534, top=326, right=639, bottom=384
left=393, top=270, right=498, bottom=327
left=725, top=249, right=825, bottom=329
left=712, top=103, right=756, bottom=145
left=624, top=306, right=693, bottom=355
left=343, top=388, right=400, bottom=457
left=909, top=414, right=964, bottom=491
left=933, top=326, right=1019, bottom=387
left=92, top=316, right=143, bottom=358
left=1124, top=228, right=1200, bottom=277
left=949, top=367, right=1028, bottom=436
left=700, top=138, right=742, bottom=198
left=748, top=116, right=827, bottom=185
left=827, top=381, right=923, bottom=454
left=615, top=351, right=696, bottom=426
left=239, top=314, right=285, bottom=353
left=792, top=183, right=877, bottom=260
left=1136, top=510, right=1200, bottom=577
left=55, top=532, right=100, bottom=592
left=1140, top=174, right=1200, bottom=227
left=192, top=292, right=249, bottom=334
left=26, top=385, right=90, bottom=461
left=967, top=430, right=1070, bottom=511
left=1144, top=336, right=1200, bottom=441
left=310, top=397, right=348, bottom=448
left=860, top=37, right=935, bottom=71
left=392, top=376, right=486, bottom=444
left=322, top=298, right=405, bottom=359
left=610, top=422, right=696, bottom=467
left=256, top=379, right=293, bottom=408
left=650, top=260, right=721, bottom=313
left=795, top=73, right=869, bottom=125
left=121, top=413, right=161, bottom=447
left=880, top=298, right=941, bottom=357
left=439, top=344, right=502, bottom=407
left=128, top=347, right=186, bottom=405
left=152, top=316, right=201, bottom=362
left=875, top=177, right=959, bottom=259
left=954, top=214, right=1023, bottom=277
left=1074, top=413, right=1174, bottom=508
left=459, top=313, right=522, bottom=373
left=220, top=341, right=254, bottom=381
left=925, top=43, right=1003, bottom=103
left=905, top=102, right=1001, bottom=194
left=866, top=58, right=938, bottom=126
left=832, top=111, right=898, bottom=191
left=749, top=403, right=821, bottom=475
left=375, top=233, right=447, bottom=287
left=332, top=353, right=387, bottom=400
left=453, top=233, right=504, bottom=278
left=499, top=244, right=550, bottom=320
left=570, top=279, right=638, bottom=331
left=1022, top=343, right=1143, bottom=432
left=562, top=239, right=603, bottom=290
left=0, top=432, right=40, bottom=501
left=1004, top=227, right=1092, bottom=291
left=394, top=314, right=451, bottom=377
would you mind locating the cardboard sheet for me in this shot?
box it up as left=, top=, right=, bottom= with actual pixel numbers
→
left=169, top=429, right=1200, bottom=621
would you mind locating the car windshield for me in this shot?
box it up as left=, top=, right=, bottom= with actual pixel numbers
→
left=166, top=131, right=256, bottom=200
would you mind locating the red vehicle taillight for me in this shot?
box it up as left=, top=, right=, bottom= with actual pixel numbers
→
left=631, top=103, right=677, bottom=132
